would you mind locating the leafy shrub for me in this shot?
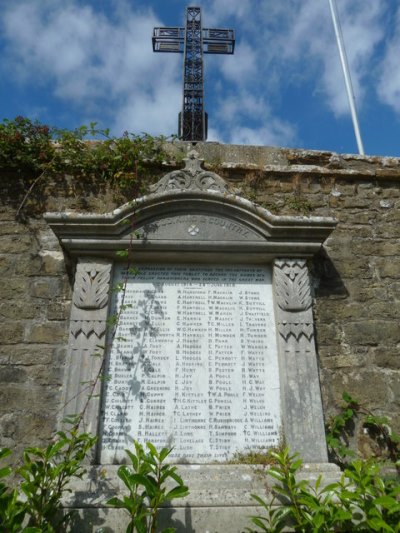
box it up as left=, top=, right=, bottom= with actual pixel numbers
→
left=107, top=441, right=189, bottom=533
left=248, top=448, right=400, bottom=533
left=0, top=429, right=96, bottom=532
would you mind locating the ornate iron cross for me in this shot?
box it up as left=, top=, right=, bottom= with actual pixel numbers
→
left=153, top=6, right=235, bottom=142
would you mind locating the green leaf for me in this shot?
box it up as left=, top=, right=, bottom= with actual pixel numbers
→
left=374, top=495, right=399, bottom=509
left=159, top=447, right=172, bottom=462
left=146, top=442, right=158, bottom=458
left=249, top=516, right=269, bottom=530
left=0, top=466, right=12, bottom=479
left=165, top=485, right=189, bottom=500
left=366, top=516, right=393, bottom=532
left=0, top=448, right=12, bottom=461
left=107, top=496, right=125, bottom=508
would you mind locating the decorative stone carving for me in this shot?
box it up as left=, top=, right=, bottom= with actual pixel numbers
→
left=70, top=262, right=112, bottom=344
left=274, top=259, right=311, bottom=312
left=278, top=321, right=314, bottom=342
left=61, top=259, right=113, bottom=437
left=73, top=263, right=111, bottom=310
left=273, top=257, right=328, bottom=461
left=150, top=149, right=229, bottom=194
left=274, top=259, right=313, bottom=342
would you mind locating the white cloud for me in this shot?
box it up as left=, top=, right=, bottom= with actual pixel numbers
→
left=377, top=6, right=400, bottom=114
left=269, top=0, right=386, bottom=117
left=1, top=0, right=181, bottom=134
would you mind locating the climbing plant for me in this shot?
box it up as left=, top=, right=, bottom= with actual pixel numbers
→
left=0, top=116, right=170, bottom=181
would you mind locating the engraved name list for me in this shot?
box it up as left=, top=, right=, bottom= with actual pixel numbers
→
left=100, top=265, right=281, bottom=463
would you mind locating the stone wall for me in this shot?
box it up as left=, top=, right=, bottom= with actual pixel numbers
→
left=1, top=142, right=399, bottom=459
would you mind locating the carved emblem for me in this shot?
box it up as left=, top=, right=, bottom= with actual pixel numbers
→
left=188, top=224, right=200, bottom=236
left=150, top=149, right=228, bottom=194
left=73, top=263, right=111, bottom=310
left=274, top=259, right=311, bottom=312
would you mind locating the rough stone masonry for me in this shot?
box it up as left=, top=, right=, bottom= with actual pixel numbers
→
left=0, top=141, right=399, bottom=462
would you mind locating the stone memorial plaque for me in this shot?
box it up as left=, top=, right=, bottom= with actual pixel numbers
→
left=100, top=264, right=281, bottom=463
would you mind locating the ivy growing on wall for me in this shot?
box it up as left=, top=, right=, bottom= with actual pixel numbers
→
left=0, top=116, right=170, bottom=182
left=0, top=116, right=174, bottom=218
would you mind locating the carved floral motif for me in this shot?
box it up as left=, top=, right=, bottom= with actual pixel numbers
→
left=274, top=259, right=314, bottom=342
left=73, top=263, right=111, bottom=310
left=70, top=261, right=112, bottom=342
left=274, top=259, right=311, bottom=312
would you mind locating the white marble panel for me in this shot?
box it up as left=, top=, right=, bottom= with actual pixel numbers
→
left=100, top=264, right=280, bottom=463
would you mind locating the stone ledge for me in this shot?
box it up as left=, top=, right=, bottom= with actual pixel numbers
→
left=63, top=463, right=340, bottom=509
left=63, top=463, right=340, bottom=532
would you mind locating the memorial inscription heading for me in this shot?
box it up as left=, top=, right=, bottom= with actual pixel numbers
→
left=100, top=264, right=281, bottom=463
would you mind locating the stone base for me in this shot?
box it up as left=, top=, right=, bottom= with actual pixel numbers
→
left=63, top=463, right=340, bottom=532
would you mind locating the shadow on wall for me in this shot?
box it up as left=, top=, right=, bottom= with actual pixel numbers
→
left=312, top=248, right=348, bottom=300
left=68, top=504, right=195, bottom=532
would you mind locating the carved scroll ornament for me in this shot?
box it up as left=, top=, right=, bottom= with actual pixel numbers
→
left=150, top=149, right=228, bottom=194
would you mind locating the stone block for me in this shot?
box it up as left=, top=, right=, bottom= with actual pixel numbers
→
left=385, top=209, right=400, bottom=222
left=320, top=352, right=371, bottom=369
left=374, top=224, right=400, bottom=239
left=342, top=197, right=371, bottom=209
left=0, top=278, right=30, bottom=299
left=0, top=384, right=60, bottom=412
left=376, top=168, right=400, bottom=178
left=0, top=255, right=13, bottom=275
left=334, top=259, right=373, bottom=279
left=46, top=300, right=71, bottom=320
left=373, top=259, right=400, bottom=278
left=314, top=322, right=342, bottom=345
left=352, top=240, right=400, bottom=257
left=0, top=223, right=26, bottom=236
left=39, top=250, right=66, bottom=275
left=0, top=365, right=29, bottom=383
left=26, top=321, right=68, bottom=343
left=38, top=228, right=62, bottom=251
left=0, top=412, right=56, bottom=453
left=345, top=281, right=385, bottom=302
left=0, top=235, right=33, bottom=253
left=4, top=344, right=56, bottom=365
left=367, top=301, right=400, bottom=320
left=14, top=254, right=42, bottom=276
left=0, top=301, right=40, bottom=320
left=329, top=369, right=390, bottom=408
left=372, top=347, right=400, bottom=369
left=30, top=277, right=62, bottom=299
left=342, top=320, right=400, bottom=345
left=0, top=322, right=24, bottom=344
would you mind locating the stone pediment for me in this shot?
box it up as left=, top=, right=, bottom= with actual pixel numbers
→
left=45, top=150, right=337, bottom=261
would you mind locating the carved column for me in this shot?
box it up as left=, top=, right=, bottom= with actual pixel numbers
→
left=273, top=259, right=328, bottom=462
left=61, top=259, right=113, bottom=438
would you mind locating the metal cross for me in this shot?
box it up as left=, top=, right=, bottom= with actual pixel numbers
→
left=153, top=6, right=235, bottom=142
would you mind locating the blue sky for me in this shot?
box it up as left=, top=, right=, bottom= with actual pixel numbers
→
left=1, top=0, right=400, bottom=157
